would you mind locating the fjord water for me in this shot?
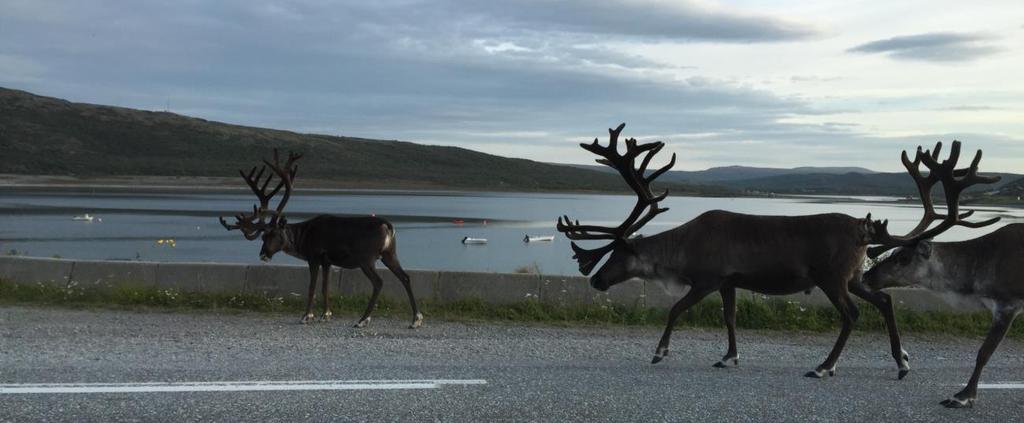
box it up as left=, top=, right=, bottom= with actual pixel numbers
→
left=1, top=189, right=1021, bottom=275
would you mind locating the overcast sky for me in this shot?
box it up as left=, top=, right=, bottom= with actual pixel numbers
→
left=2, top=0, right=1023, bottom=172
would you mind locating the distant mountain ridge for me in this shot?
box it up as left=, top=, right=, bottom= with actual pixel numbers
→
left=995, top=177, right=1024, bottom=197
left=718, top=170, right=1019, bottom=196
left=662, top=165, right=877, bottom=183
left=0, top=87, right=722, bottom=194
left=2, top=86, right=1015, bottom=196
left=570, top=164, right=877, bottom=182
left=572, top=164, right=1017, bottom=197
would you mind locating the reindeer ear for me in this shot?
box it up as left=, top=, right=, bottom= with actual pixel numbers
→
left=916, top=241, right=932, bottom=258
left=859, top=216, right=874, bottom=244
left=278, top=216, right=288, bottom=227
left=619, top=238, right=637, bottom=254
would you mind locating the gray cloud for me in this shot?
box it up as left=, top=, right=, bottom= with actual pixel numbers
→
left=452, top=0, right=819, bottom=42
left=0, top=1, right=815, bottom=133
left=847, top=32, right=1002, bottom=62
left=931, top=105, right=999, bottom=111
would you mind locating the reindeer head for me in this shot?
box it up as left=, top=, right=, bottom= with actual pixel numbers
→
left=864, top=242, right=936, bottom=290
left=258, top=215, right=289, bottom=262
left=864, top=141, right=1000, bottom=290
left=219, top=149, right=303, bottom=261
left=556, top=123, right=675, bottom=291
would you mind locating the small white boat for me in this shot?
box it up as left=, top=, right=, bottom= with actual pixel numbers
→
left=461, top=236, right=488, bottom=245
left=523, top=235, right=555, bottom=243
left=72, top=213, right=95, bottom=222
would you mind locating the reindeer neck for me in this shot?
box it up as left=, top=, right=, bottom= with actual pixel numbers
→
left=631, top=233, right=687, bottom=279
left=921, top=243, right=974, bottom=293
left=281, top=222, right=307, bottom=260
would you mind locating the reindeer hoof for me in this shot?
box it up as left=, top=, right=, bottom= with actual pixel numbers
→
left=713, top=356, right=739, bottom=368
left=354, top=317, right=371, bottom=328
left=897, top=350, right=910, bottom=380
left=300, top=313, right=316, bottom=324
left=804, top=368, right=835, bottom=378
left=320, top=311, right=333, bottom=322
left=651, top=347, right=668, bottom=364
left=940, top=397, right=974, bottom=408
left=409, top=313, right=424, bottom=329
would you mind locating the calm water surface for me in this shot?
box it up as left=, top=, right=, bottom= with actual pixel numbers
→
left=1, top=189, right=1021, bottom=275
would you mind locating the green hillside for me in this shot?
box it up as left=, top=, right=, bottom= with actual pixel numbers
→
left=0, top=87, right=723, bottom=194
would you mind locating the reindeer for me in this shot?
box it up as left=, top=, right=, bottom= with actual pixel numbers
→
left=219, top=150, right=423, bottom=329
left=863, top=141, right=1010, bottom=408
left=557, top=123, right=910, bottom=378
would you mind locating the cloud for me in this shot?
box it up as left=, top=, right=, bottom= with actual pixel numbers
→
left=0, top=1, right=817, bottom=134
left=847, top=32, right=1002, bottom=62
left=931, top=105, right=1000, bottom=111
left=452, top=0, right=820, bottom=42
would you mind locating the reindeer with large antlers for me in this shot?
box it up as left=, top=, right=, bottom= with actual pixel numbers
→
left=558, top=123, right=910, bottom=378
left=220, top=150, right=423, bottom=328
left=863, top=141, right=1013, bottom=408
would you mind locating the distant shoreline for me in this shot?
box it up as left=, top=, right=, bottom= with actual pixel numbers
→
left=0, top=173, right=741, bottom=198
left=6, top=174, right=1021, bottom=207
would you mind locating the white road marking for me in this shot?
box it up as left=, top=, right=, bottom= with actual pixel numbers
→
left=0, top=379, right=487, bottom=394
left=977, top=383, right=1024, bottom=390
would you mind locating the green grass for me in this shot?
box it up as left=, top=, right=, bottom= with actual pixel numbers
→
left=1, top=280, right=1019, bottom=337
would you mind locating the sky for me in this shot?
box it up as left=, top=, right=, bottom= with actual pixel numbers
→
left=2, top=0, right=1023, bottom=172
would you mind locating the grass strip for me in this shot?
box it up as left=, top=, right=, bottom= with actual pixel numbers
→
left=0, top=279, right=1017, bottom=338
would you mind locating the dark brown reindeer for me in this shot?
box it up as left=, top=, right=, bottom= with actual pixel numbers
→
left=864, top=141, right=1011, bottom=408
left=219, top=150, right=423, bottom=328
left=557, top=123, right=909, bottom=378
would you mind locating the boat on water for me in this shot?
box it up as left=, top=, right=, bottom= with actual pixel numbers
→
left=523, top=235, right=555, bottom=243
left=461, top=236, right=487, bottom=245
left=72, top=213, right=95, bottom=222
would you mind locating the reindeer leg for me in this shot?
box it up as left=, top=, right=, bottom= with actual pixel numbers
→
left=320, top=263, right=332, bottom=321
left=849, top=281, right=909, bottom=379
left=302, top=261, right=320, bottom=324
left=713, top=286, right=740, bottom=368
left=652, top=285, right=716, bottom=364
left=381, top=252, right=422, bottom=329
left=355, top=264, right=383, bottom=328
left=806, top=283, right=859, bottom=378
left=941, top=304, right=1020, bottom=408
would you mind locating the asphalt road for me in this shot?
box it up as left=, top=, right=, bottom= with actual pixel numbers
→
left=1, top=306, right=1022, bottom=422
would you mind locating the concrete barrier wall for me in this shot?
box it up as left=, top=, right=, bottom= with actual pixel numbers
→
left=0, top=256, right=982, bottom=312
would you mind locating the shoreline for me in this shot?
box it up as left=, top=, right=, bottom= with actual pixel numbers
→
left=5, top=174, right=1022, bottom=212
left=0, top=173, right=742, bottom=197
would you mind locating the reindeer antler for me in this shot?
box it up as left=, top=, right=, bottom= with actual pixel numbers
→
left=219, top=149, right=304, bottom=238
left=868, top=141, right=1001, bottom=258
left=262, top=149, right=302, bottom=224
left=556, top=123, right=675, bottom=274
left=240, top=165, right=285, bottom=212
left=219, top=204, right=266, bottom=240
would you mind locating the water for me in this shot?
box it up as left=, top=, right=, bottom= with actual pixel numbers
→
left=1, top=189, right=1021, bottom=275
